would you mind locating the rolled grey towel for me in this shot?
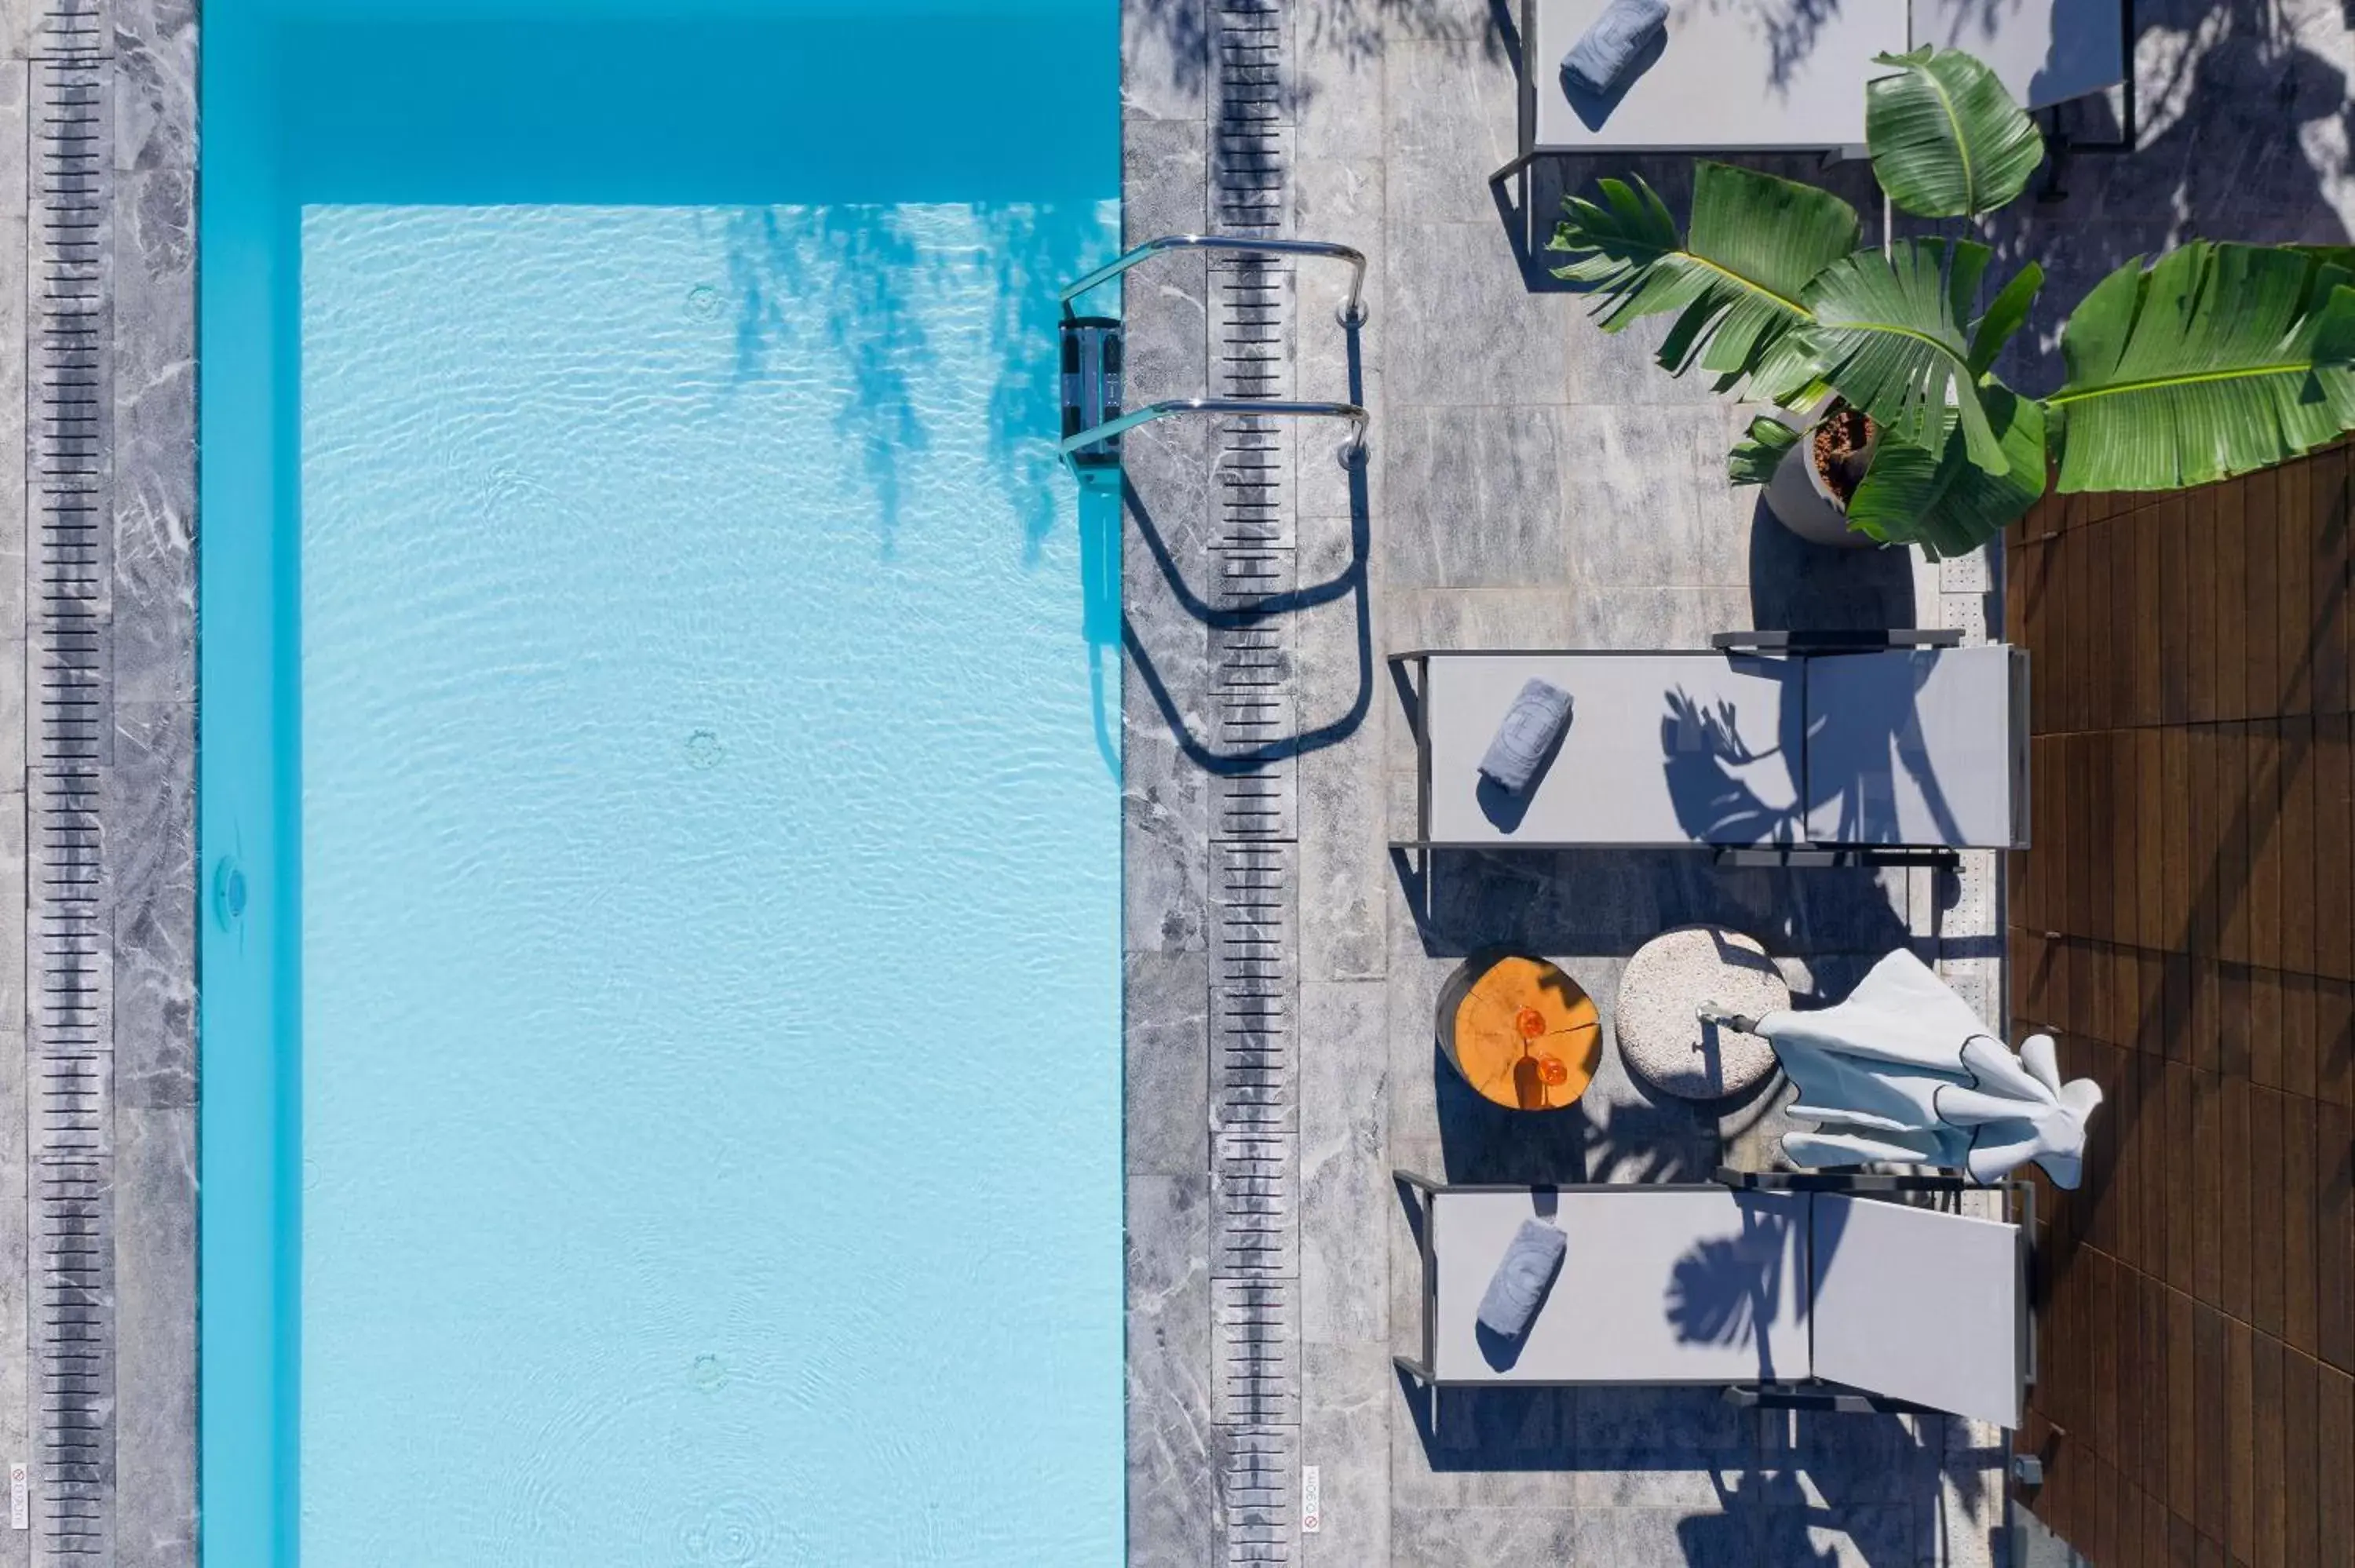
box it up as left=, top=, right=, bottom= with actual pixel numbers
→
left=1476, top=1219, right=1568, bottom=1340
left=1478, top=679, right=1573, bottom=795
left=1561, top=0, right=1670, bottom=95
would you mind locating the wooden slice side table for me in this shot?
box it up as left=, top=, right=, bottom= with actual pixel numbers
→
left=1441, top=954, right=1601, bottom=1112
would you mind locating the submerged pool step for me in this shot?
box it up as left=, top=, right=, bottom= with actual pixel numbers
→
left=1057, top=315, right=1123, bottom=472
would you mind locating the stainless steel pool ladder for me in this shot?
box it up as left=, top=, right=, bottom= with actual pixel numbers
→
left=1057, top=235, right=1370, bottom=472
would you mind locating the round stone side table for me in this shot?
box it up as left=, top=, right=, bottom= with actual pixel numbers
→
left=1616, top=924, right=1788, bottom=1101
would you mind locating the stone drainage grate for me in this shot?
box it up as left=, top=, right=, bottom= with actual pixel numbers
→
left=1207, top=2, right=1300, bottom=1562
left=28, top=21, right=116, bottom=1566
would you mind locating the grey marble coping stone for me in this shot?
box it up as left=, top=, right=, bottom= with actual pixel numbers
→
left=1126, top=1172, right=1218, bottom=1567
left=107, top=701, right=192, bottom=1109
left=112, top=0, right=191, bottom=171
left=115, top=1104, right=195, bottom=1567
left=1123, top=0, right=1210, bottom=123
left=0, top=65, right=26, bottom=215
left=113, top=165, right=192, bottom=708
left=1300, top=1341, right=1389, bottom=1564
left=1298, top=979, right=1387, bottom=1342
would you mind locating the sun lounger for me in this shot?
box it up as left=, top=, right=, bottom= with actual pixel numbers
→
left=1388, top=631, right=2028, bottom=862
left=1393, top=1170, right=2032, bottom=1430
left=1497, top=0, right=2129, bottom=165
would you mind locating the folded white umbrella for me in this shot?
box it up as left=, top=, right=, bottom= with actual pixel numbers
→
left=1719, top=949, right=2102, bottom=1188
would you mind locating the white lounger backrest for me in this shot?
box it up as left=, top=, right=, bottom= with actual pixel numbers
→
left=1428, top=1187, right=1812, bottom=1384
left=1911, top=0, right=2127, bottom=111
left=1802, top=647, right=2027, bottom=851
left=1808, top=1194, right=2025, bottom=1428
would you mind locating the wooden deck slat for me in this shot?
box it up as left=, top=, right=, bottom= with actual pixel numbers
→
left=2219, top=482, right=2250, bottom=723
left=2257, top=1332, right=2289, bottom=1568
left=2161, top=494, right=2191, bottom=722
left=2320, top=1101, right=2353, bottom=1373
left=2017, top=450, right=2355, bottom=1563
left=2194, top=1065, right=2224, bottom=1303
left=2190, top=485, right=2220, bottom=724
left=2254, top=1085, right=2287, bottom=1339
left=2321, top=717, right=2355, bottom=986
left=2310, top=445, right=2350, bottom=717
left=2283, top=717, right=2317, bottom=981
left=2248, top=468, right=2281, bottom=720
left=2228, top=1315, right=2256, bottom=1563
left=2280, top=458, right=2315, bottom=716
left=2195, top=1300, right=2229, bottom=1546
left=2224, top=1075, right=2254, bottom=1322
left=2321, top=978, right=2355, bottom=1112
left=2286, top=1094, right=2320, bottom=1357
left=2319, top=1365, right=2353, bottom=1566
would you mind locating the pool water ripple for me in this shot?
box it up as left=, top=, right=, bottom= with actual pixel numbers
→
left=295, top=201, right=1120, bottom=1565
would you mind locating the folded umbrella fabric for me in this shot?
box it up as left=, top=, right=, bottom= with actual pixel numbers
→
left=1477, top=678, right=1574, bottom=795
left=1476, top=1218, right=1568, bottom=1339
left=1752, top=949, right=2105, bottom=1188
left=1561, top=0, right=1670, bottom=95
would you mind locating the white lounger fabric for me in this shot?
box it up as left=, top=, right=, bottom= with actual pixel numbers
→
left=1415, top=647, right=2024, bottom=849
left=1423, top=651, right=1798, bottom=846
left=1809, top=1194, right=2024, bottom=1428
left=1802, top=647, right=2023, bottom=851
left=1411, top=1180, right=2023, bottom=1426
left=1425, top=1187, right=1813, bottom=1384
left=1524, top=0, right=2126, bottom=153
left=1531, top=0, right=1904, bottom=151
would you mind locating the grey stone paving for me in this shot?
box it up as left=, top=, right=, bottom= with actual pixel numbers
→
left=1122, top=0, right=2355, bottom=1563
left=2, top=2, right=195, bottom=1564
left=0, top=0, right=2328, bottom=1562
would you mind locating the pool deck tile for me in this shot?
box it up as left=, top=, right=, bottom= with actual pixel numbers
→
left=1115, top=0, right=2355, bottom=1563
left=0, top=0, right=2340, bottom=1561
left=0, top=42, right=27, bottom=1568
left=0, top=6, right=196, bottom=1563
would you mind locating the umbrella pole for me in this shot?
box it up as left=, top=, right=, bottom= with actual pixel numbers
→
left=1696, top=1002, right=1760, bottom=1034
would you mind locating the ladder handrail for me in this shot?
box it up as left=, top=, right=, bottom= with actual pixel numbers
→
left=1061, top=235, right=1369, bottom=326
left=1060, top=397, right=1370, bottom=469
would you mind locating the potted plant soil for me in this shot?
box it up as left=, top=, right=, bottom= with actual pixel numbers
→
left=1760, top=401, right=1879, bottom=549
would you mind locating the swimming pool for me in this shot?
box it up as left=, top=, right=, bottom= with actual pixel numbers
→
left=199, top=3, right=1123, bottom=1563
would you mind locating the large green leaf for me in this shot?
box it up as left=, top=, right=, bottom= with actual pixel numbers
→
left=1864, top=46, right=2045, bottom=218
left=1550, top=162, right=1860, bottom=396
left=1728, top=415, right=1802, bottom=486
left=1848, top=385, right=2049, bottom=556
left=1802, top=237, right=2007, bottom=474
left=2044, top=242, right=2355, bottom=492
left=1966, top=262, right=2043, bottom=378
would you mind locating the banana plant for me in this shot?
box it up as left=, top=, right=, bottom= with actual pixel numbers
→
left=1547, top=46, right=2355, bottom=556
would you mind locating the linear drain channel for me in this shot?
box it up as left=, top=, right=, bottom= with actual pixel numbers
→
left=29, top=23, right=116, bottom=1565
left=1207, top=2, right=1299, bottom=1562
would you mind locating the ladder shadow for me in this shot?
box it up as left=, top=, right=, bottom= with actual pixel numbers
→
left=1119, top=323, right=1375, bottom=775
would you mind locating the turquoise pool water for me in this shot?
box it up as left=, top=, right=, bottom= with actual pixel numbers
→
left=199, top=4, right=1123, bottom=1563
